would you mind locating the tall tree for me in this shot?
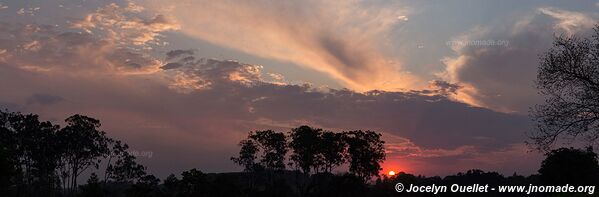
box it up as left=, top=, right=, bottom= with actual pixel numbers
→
left=289, top=125, right=323, bottom=174
left=0, top=142, right=16, bottom=195
left=319, top=131, right=346, bottom=173
left=344, top=130, right=386, bottom=182
left=230, top=139, right=259, bottom=172
left=56, top=115, right=110, bottom=194
left=105, top=141, right=146, bottom=184
left=0, top=110, right=18, bottom=195
left=248, top=130, right=288, bottom=171
left=22, top=115, right=61, bottom=194
left=0, top=110, right=154, bottom=196
left=0, top=111, right=61, bottom=195
left=530, top=26, right=599, bottom=150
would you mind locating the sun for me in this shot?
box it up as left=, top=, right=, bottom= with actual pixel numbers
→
left=388, top=170, right=396, bottom=176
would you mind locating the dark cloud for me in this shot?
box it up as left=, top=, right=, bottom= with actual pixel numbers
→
left=161, top=62, right=183, bottom=70
left=0, top=50, right=539, bottom=176
left=165, top=49, right=195, bottom=61
left=162, top=49, right=201, bottom=70
left=442, top=8, right=597, bottom=113
left=0, top=101, right=20, bottom=112
left=429, top=80, right=461, bottom=95
left=26, top=93, right=64, bottom=105
left=125, top=56, right=534, bottom=152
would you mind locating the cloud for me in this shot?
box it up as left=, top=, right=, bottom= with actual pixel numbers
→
left=159, top=54, right=532, bottom=152
left=0, top=23, right=163, bottom=75
left=397, top=15, right=409, bottom=21
left=385, top=143, right=541, bottom=175
left=0, top=39, right=538, bottom=176
left=165, top=49, right=195, bottom=61
left=17, top=7, right=40, bottom=16
left=267, top=73, right=285, bottom=82
left=162, top=50, right=265, bottom=92
left=538, top=7, right=596, bottom=35
left=72, top=3, right=179, bottom=48
left=161, top=62, right=184, bottom=70
left=0, top=0, right=181, bottom=77
left=440, top=8, right=596, bottom=113
left=0, top=1, right=549, bottom=177
left=428, top=80, right=461, bottom=96
left=26, top=93, right=64, bottom=105
left=143, top=0, right=422, bottom=92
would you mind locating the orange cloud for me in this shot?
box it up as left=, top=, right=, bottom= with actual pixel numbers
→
left=143, top=0, right=423, bottom=92
left=73, top=2, right=179, bottom=48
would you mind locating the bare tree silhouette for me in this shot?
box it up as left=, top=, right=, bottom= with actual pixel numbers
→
left=530, top=26, right=599, bottom=150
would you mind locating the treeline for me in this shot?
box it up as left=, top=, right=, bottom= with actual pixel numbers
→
left=374, top=147, right=599, bottom=197
left=2, top=110, right=599, bottom=197
left=230, top=126, right=386, bottom=182
left=0, top=110, right=155, bottom=196
left=228, top=128, right=599, bottom=196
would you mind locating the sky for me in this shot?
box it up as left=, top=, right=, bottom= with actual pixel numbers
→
left=0, top=0, right=597, bottom=178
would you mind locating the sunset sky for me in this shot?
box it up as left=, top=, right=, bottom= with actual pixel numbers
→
left=0, top=0, right=597, bottom=178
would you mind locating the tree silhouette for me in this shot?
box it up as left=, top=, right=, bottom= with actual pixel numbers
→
left=232, top=127, right=386, bottom=184
left=56, top=115, right=111, bottom=194
left=319, top=131, right=346, bottom=173
left=163, top=174, right=180, bottom=197
left=538, top=147, right=599, bottom=185
left=230, top=138, right=261, bottom=193
left=230, top=139, right=259, bottom=172
left=0, top=110, right=153, bottom=196
left=289, top=125, right=323, bottom=174
left=178, top=168, right=207, bottom=196
left=126, top=174, right=161, bottom=197
left=344, top=130, right=385, bottom=182
left=22, top=115, right=61, bottom=195
left=0, top=142, right=16, bottom=195
left=248, top=130, right=288, bottom=171
left=0, top=111, right=61, bottom=195
left=530, top=26, right=599, bottom=150
left=79, top=173, right=102, bottom=197
left=288, top=126, right=348, bottom=174
left=102, top=139, right=119, bottom=183
left=105, top=141, right=146, bottom=183
left=10, top=110, right=597, bottom=196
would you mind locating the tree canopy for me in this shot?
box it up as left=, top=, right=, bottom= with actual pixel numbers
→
left=531, top=26, right=599, bottom=150
left=0, top=110, right=151, bottom=196
left=538, top=147, right=599, bottom=185
left=231, top=126, right=386, bottom=182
